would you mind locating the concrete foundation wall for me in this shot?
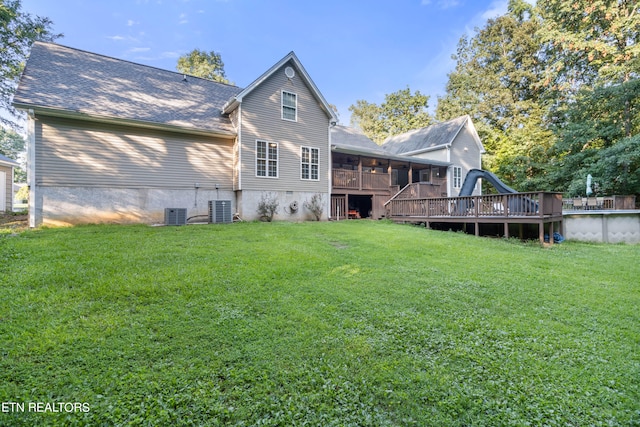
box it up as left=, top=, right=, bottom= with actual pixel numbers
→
left=564, top=211, right=640, bottom=244
left=34, top=186, right=235, bottom=226
left=237, top=190, right=329, bottom=222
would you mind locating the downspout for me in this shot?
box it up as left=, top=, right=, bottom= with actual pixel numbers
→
left=446, top=146, right=452, bottom=197
left=328, top=120, right=334, bottom=219
left=235, top=105, right=242, bottom=217
left=26, top=110, right=37, bottom=227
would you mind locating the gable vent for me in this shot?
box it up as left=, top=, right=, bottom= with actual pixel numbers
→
left=285, top=66, right=295, bottom=79
left=208, top=200, right=232, bottom=224
left=165, top=208, right=187, bottom=226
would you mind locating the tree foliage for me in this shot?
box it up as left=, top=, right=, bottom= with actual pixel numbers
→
left=538, top=0, right=640, bottom=88
left=1, top=0, right=61, bottom=128
left=436, top=0, right=553, bottom=191
left=430, top=0, right=640, bottom=197
left=176, top=49, right=231, bottom=84
left=349, top=87, right=433, bottom=144
left=0, top=127, right=25, bottom=159
left=0, top=128, right=26, bottom=181
left=539, top=0, right=640, bottom=196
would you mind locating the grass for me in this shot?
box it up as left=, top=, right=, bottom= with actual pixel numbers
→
left=0, top=220, right=639, bottom=426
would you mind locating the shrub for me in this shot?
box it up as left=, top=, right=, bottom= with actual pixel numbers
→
left=257, top=192, right=279, bottom=222
left=15, top=185, right=29, bottom=203
left=303, top=193, right=324, bottom=221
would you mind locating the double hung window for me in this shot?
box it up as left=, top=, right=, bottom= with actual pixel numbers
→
left=256, top=140, right=278, bottom=178
left=282, top=91, right=297, bottom=121
left=301, top=147, right=319, bottom=180
left=453, top=166, right=462, bottom=189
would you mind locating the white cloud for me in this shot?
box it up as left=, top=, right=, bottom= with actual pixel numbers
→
left=128, top=47, right=151, bottom=53
left=127, top=19, right=137, bottom=26
left=107, top=35, right=126, bottom=41
left=178, top=13, right=188, bottom=24
left=421, top=0, right=460, bottom=9
left=160, top=51, right=181, bottom=59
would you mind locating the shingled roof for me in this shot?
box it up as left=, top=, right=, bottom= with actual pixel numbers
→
left=13, top=42, right=242, bottom=136
left=330, top=125, right=450, bottom=167
left=331, top=125, right=384, bottom=152
left=382, top=115, right=472, bottom=155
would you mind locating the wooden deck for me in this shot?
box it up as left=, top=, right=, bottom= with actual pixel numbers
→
left=385, top=192, right=564, bottom=244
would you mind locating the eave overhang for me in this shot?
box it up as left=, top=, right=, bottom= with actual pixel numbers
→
left=13, top=103, right=238, bottom=140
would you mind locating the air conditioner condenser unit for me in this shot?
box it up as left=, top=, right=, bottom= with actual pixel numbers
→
left=208, top=200, right=232, bottom=223
left=165, top=208, right=187, bottom=226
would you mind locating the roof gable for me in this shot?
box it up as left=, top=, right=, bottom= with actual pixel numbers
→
left=13, top=42, right=242, bottom=136
left=223, top=51, right=337, bottom=123
left=382, top=115, right=484, bottom=155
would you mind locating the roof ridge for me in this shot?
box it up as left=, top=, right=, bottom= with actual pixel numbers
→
left=32, top=41, right=242, bottom=89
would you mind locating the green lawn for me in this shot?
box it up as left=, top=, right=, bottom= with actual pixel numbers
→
left=1, top=221, right=639, bottom=426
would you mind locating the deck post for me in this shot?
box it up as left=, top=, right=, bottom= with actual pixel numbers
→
left=548, top=221, right=554, bottom=244
left=504, top=222, right=509, bottom=239
left=539, top=222, right=544, bottom=244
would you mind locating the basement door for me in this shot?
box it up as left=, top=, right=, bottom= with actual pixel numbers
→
left=0, top=171, right=5, bottom=211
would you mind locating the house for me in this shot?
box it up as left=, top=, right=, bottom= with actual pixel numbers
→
left=13, top=42, right=481, bottom=226
left=330, top=125, right=450, bottom=219
left=382, top=115, right=485, bottom=197
left=0, top=153, right=19, bottom=213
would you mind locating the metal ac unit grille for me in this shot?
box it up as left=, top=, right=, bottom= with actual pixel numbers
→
left=165, top=208, right=187, bottom=225
left=208, top=200, right=232, bottom=223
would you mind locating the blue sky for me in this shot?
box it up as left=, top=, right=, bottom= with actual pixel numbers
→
left=20, top=0, right=509, bottom=124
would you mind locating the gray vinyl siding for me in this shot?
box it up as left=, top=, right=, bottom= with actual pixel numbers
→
left=239, top=60, right=330, bottom=192
left=35, top=116, right=234, bottom=189
left=0, top=165, right=11, bottom=211
left=413, top=148, right=448, bottom=163
left=451, top=125, right=482, bottom=195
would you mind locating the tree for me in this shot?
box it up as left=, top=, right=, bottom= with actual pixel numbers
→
left=0, top=128, right=26, bottom=181
left=0, top=127, right=25, bottom=159
left=538, top=0, right=640, bottom=88
left=176, top=49, right=231, bottom=84
left=436, top=0, right=554, bottom=191
left=547, top=78, right=640, bottom=193
left=1, top=0, right=61, bottom=128
left=349, top=87, right=433, bottom=144
left=538, top=1, right=640, bottom=194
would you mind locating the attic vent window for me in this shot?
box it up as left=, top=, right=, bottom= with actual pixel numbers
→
left=282, top=91, right=297, bottom=121
left=285, top=66, right=295, bottom=79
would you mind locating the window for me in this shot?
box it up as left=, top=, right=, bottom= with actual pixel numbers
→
left=453, top=166, right=462, bottom=188
left=419, top=169, right=431, bottom=183
left=301, top=147, right=319, bottom=180
left=282, top=91, right=297, bottom=121
left=256, top=140, right=278, bottom=178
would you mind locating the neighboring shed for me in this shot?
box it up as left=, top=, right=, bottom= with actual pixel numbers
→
left=0, top=154, right=19, bottom=212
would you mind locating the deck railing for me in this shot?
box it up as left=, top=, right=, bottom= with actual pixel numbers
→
left=390, top=180, right=447, bottom=200
left=332, top=169, right=390, bottom=190
left=562, top=195, right=636, bottom=211
left=386, top=192, right=563, bottom=220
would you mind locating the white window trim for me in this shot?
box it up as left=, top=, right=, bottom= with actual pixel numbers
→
left=453, top=166, right=462, bottom=189
left=300, top=146, right=319, bottom=181
left=281, top=90, right=297, bottom=122
left=256, top=140, right=279, bottom=178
